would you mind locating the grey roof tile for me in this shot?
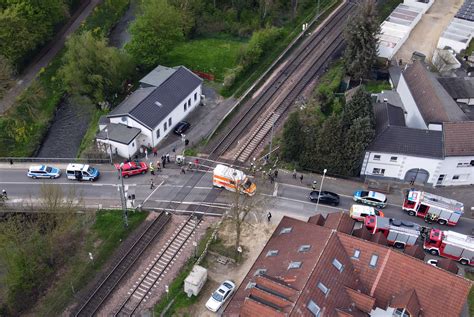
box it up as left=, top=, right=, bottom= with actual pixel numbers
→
left=96, top=123, right=141, bottom=145
left=139, top=65, right=177, bottom=88
left=438, top=77, right=474, bottom=99
left=109, top=87, right=156, bottom=117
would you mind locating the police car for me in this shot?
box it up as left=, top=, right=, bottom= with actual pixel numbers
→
left=353, top=190, right=387, bottom=208
left=27, top=165, right=61, bottom=179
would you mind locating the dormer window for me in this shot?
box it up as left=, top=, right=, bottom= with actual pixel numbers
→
left=254, top=268, right=267, bottom=276
left=332, top=258, right=344, bottom=272
left=298, top=245, right=311, bottom=252
left=280, top=227, right=292, bottom=234
left=266, top=250, right=278, bottom=257
left=393, top=308, right=411, bottom=317
left=288, top=261, right=302, bottom=269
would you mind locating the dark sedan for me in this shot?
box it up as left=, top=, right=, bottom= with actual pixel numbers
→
left=309, top=191, right=340, bottom=206
left=173, top=121, right=191, bottom=135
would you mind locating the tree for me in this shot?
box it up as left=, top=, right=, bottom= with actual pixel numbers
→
left=314, top=114, right=345, bottom=174
left=59, top=31, right=134, bottom=105
left=0, top=55, right=14, bottom=98
left=343, top=0, right=380, bottom=80
left=126, top=0, right=184, bottom=68
left=280, top=111, right=303, bottom=162
left=343, top=116, right=375, bottom=176
left=341, top=86, right=375, bottom=129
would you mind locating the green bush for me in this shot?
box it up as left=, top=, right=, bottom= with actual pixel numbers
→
left=239, top=27, right=284, bottom=70
left=81, top=0, right=130, bottom=36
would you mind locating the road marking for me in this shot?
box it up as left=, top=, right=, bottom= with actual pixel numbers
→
left=273, top=183, right=279, bottom=197
left=142, top=181, right=165, bottom=206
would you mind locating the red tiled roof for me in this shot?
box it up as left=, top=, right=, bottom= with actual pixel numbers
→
left=224, top=217, right=473, bottom=317
left=370, top=231, right=388, bottom=245
left=403, top=245, right=425, bottom=260
left=390, top=289, right=421, bottom=317
left=443, top=121, right=474, bottom=156
left=345, top=287, right=376, bottom=313
left=308, top=214, right=325, bottom=226
left=436, top=258, right=459, bottom=274
left=323, top=212, right=355, bottom=234
left=352, top=227, right=372, bottom=240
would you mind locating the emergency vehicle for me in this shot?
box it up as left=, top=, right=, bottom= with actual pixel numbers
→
left=424, top=229, right=473, bottom=266
left=364, top=216, right=428, bottom=249
left=402, top=190, right=464, bottom=226
left=213, top=164, right=256, bottom=196
left=349, top=204, right=384, bottom=221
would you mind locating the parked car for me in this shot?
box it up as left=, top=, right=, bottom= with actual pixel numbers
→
left=205, top=280, right=235, bottom=312
left=349, top=204, right=384, bottom=221
left=66, top=164, right=99, bottom=181
left=353, top=190, right=387, bottom=208
left=173, top=121, right=190, bottom=135
left=27, top=165, right=61, bottom=179
left=115, top=161, right=148, bottom=178
left=309, top=191, right=340, bottom=206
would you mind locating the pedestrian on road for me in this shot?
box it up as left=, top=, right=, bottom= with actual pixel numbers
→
left=312, top=181, right=317, bottom=190
left=162, top=158, right=166, bottom=168
left=156, top=160, right=161, bottom=171
left=150, top=179, right=155, bottom=189
left=267, top=212, right=272, bottom=222
left=2, top=189, right=7, bottom=199
left=153, top=147, right=158, bottom=157
left=188, top=161, right=193, bottom=170
left=149, top=163, right=155, bottom=175
left=181, top=166, right=186, bottom=174
left=269, top=174, right=275, bottom=184
left=410, top=176, right=415, bottom=186
left=293, top=169, right=297, bottom=179
left=9, top=159, right=13, bottom=165
left=300, top=174, right=304, bottom=183
left=166, top=153, right=170, bottom=163
left=194, top=158, right=199, bottom=169
left=274, top=169, right=278, bottom=178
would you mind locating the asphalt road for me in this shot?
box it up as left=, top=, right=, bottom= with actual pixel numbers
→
left=1, top=165, right=473, bottom=236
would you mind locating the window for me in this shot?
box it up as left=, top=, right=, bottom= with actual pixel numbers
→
left=369, top=254, right=378, bottom=268
left=390, top=156, right=398, bottom=162
left=393, top=308, right=411, bottom=317
left=188, top=98, right=191, bottom=106
left=194, top=92, right=197, bottom=101
left=266, top=250, right=278, bottom=257
left=121, top=116, right=127, bottom=122
left=168, top=118, right=172, bottom=126
left=317, top=282, right=329, bottom=295
left=471, top=160, right=474, bottom=166
left=453, top=175, right=460, bottom=180
left=254, top=268, right=267, bottom=276
left=280, top=227, right=292, bottom=234
left=373, top=155, right=381, bottom=161
left=307, top=300, right=321, bottom=317
left=288, top=261, right=302, bottom=269
left=298, top=245, right=311, bottom=252
left=164, top=122, right=167, bottom=131
left=332, top=258, right=344, bottom=272
left=184, top=103, right=187, bottom=111
left=156, top=128, right=160, bottom=138
left=131, top=142, right=135, bottom=147
left=352, top=249, right=361, bottom=259
left=246, top=282, right=256, bottom=289
left=372, top=168, right=385, bottom=175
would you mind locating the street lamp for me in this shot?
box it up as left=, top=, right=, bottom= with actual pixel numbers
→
left=118, top=162, right=129, bottom=227
left=105, top=128, right=113, bottom=164
left=315, top=168, right=327, bottom=213
left=181, top=133, right=186, bottom=156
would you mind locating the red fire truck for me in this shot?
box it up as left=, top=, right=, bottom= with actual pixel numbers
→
left=402, top=190, right=464, bottom=226
left=424, top=229, right=473, bottom=266
left=364, top=216, right=428, bottom=249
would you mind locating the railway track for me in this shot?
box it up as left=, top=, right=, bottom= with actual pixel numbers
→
left=207, top=1, right=353, bottom=162
left=74, top=211, right=172, bottom=317
left=114, top=215, right=201, bottom=316
left=74, top=168, right=220, bottom=316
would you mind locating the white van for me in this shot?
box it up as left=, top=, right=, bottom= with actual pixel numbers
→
left=66, top=163, right=100, bottom=181
left=349, top=204, right=384, bottom=222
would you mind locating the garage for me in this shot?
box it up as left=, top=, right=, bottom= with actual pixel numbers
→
left=404, top=168, right=430, bottom=184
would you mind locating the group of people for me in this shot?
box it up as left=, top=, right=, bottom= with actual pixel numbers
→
left=149, top=154, right=171, bottom=175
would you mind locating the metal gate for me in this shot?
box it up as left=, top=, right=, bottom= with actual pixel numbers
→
left=404, top=169, right=430, bottom=184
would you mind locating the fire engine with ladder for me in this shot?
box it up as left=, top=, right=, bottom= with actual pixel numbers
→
left=424, top=229, right=473, bottom=266
left=402, top=190, right=464, bottom=226
left=364, top=216, right=428, bottom=250
left=365, top=216, right=473, bottom=265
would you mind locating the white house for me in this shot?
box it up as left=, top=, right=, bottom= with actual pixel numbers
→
left=96, top=65, right=203, bottom=158
left=361, top=60, right=474, bottom=187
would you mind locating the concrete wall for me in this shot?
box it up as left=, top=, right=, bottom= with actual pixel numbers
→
left=97, top=138, right=138, bottom=159
left=397, top=74, right=428, bottom=129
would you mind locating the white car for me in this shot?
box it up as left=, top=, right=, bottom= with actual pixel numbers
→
left=426, top=259, right=438, bottom=266
left=205, top=280, right=235, bottom=312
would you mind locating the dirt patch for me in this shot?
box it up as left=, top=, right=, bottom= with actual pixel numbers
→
left=179, top=219, right=277, bottom=316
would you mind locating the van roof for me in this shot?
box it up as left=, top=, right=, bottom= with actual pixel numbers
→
left=350, top=205, right=375, bottom=213
left=214, top=164, right=246, bottom=180
left=66, top=163, right=89, bottom=171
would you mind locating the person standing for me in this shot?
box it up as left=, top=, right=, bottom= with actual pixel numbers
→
left=149, top=163, right=155, bottom=175
left=299, top=174, right=304, bottom=183
left=293, top=169, right=297, bottom=179
left=274, top=169, right=278, bottom=179
left=156, top=160, right=161, bottom=171
left=150, top=178, right=155, bottom=189
left=153, top=147, right=158, bottom=157
left=267, top=212, right=272, bottom=222
left=166, top=153, right=170, bottom=163
left=269, top=174, right=274, bottom=184
left=312, top=180, right=317, bottom=190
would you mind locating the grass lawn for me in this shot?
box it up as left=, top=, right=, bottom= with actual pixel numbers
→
left=161, top=36, right=246, bottom=82
left=34, top=209, right=148, bottom=316
left=364, top=80, right=392, bottom=93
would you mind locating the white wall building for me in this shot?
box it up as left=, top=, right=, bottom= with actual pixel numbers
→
left=362, top=60, right=474, bottom=187
left=96, top=65, right=203, bottom=158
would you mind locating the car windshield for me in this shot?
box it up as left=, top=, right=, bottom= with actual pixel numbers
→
left=242, top=179, right=252, bottom=190
left=45, top=166, right=53, bottom=173
left=87, top=167, right=95, bottom=174
left=212, top=291, right=224, bottom=302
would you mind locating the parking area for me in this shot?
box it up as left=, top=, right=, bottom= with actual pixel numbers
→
left=395, top=0, right=464, bottom=63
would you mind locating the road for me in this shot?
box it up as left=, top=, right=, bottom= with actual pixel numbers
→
left=1, top=164, right=473, bottom=236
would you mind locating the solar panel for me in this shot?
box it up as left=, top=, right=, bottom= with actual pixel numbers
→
left=455, top=0, right=474, bottom=22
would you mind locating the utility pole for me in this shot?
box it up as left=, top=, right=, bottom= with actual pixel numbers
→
left=118, top=163, right=128, bottom=227
left=315, top=169, right=327, bottom=213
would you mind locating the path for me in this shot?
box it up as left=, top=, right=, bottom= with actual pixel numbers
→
left=0, top=0, right=102, bottom=115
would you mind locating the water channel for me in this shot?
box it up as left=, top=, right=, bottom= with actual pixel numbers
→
left=35, top=1, right=137, bottom=158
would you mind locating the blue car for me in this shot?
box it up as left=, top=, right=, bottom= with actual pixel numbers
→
left=27, top=165, right=61, bottom=179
